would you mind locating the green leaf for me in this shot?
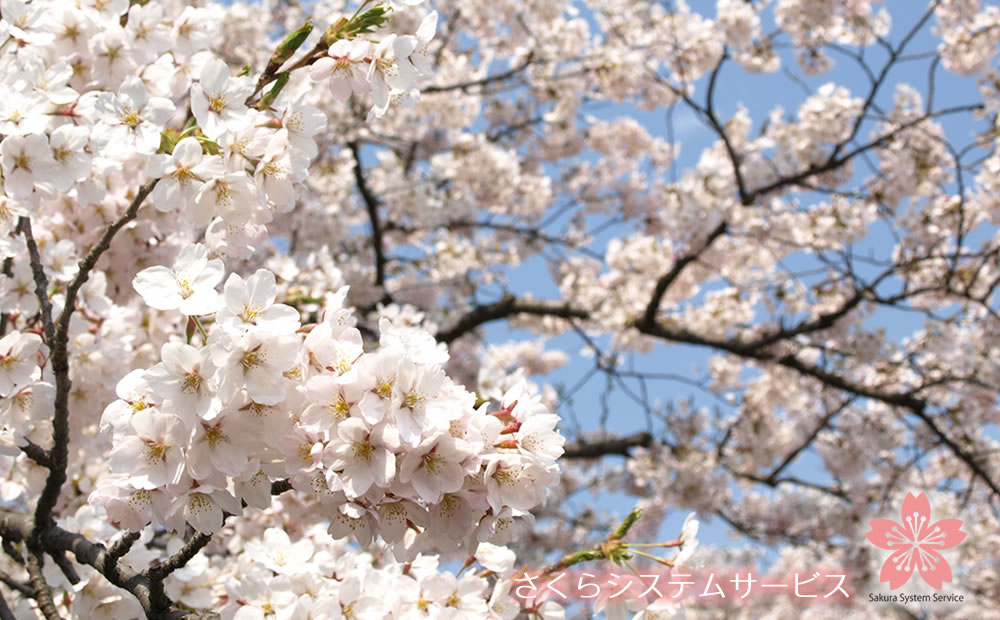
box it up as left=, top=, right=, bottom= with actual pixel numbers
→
left=158, top=129, right=180, bottom=154
left=257, top=72, right=290, bottom=110
left=266, top=20, right=314, bottom=74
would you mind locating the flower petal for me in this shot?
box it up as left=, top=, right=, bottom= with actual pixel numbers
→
left=866, top=518, right=904, bottom=550
left=928, top=518, right=966, bottom=550
left=880, top=549, right=915, bottom=590
left=901, top=492, right=931, bottom=526
left=917, top=549, right=952, bottom=590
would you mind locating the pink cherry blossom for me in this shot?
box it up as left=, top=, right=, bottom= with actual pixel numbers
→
left=866, top=492, right=967, bottom=590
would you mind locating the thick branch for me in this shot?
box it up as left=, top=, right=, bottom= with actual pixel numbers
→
left=562, top=432, right=653, bottom=459
left=0, top=508, right=218, bottom=620
left=25, top=550, right=60, bottom=620
left=34, top=180, right=156, bottom=533
left=437, top=296, right=589, bottom=343
left=348, top=142, right=389, bottom=297
left=0, top=590, right=16, bottom=620
left=439, top=289, right=1000, bottom=497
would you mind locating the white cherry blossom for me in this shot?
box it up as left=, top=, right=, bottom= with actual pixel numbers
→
left=190, top=56, right=254, bottom=139
left=0, top=331, right=42, bottom=396
left=147, top=137, right=226, bottom=212
left=0, top=134, right=57, bottom=199
left=132, top=243, right=224, bottom=315
left=92, top=74, right=175, bottom=155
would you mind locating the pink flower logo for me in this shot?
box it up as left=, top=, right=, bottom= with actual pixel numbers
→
left=866, top=492, right=966, bottom=590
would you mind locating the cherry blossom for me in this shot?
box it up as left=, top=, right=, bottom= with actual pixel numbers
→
left=866, top=492, right=967, bottom=590
left=190, top=56, right=255, bottom=140
left=132, top=243, right=224, bottom=315
left=0, top=1, right=995, bottom=618
left=0, top=134, right=56, bottom=199
left=0, top=331, right=42, bottom=395
left=92, top=75, right=175, bottom=155
left=310, top=39, right=372, bottom=101
left=147, top=137, right=226, bottom=212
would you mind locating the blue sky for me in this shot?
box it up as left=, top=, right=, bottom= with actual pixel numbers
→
left=468, top=0, right=997, bottom=571
left=320, top=0, right=998, bottom=602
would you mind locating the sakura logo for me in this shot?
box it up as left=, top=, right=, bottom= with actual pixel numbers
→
left=866, top=492, right=966, bottom=590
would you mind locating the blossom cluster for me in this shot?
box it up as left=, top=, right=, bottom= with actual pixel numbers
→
left=1, top=0, right=999, bottom=618
left=0, top=0, right=438, bottom=268
left=0, top=331, right=49, bottom=455
left=34, top=504, right=545, bottom=619
left=93, top=258, right=565, bottom=554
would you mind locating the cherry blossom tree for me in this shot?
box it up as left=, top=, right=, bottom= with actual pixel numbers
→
left=0, top=0, right=998, bottom=618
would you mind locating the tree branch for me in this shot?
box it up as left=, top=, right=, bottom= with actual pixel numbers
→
left=562, top=432, right=653, bottom=459
left=0, top=508, right=219, bottom=620
left=146, top=533, right=214, bottom=613
left=102, top=531, right=141, bottom=584
left=743, top=104, right=982, bottom=203
left=25, top=550, right=60, bottom=620
left=0, top=254, right=11, bottom=336
left=348, top=141, right=390, bottom=300
left=19, top=439, right=51, bottom=469
left=438, top=289, right=1000, bottom=497
left=422, top=52, right=534, bottom=93
left=20, top=218, right=55, bottom=348
left=34, top=181, right=156, bottom=535
left=0, top=589, right=17, bottom=620
left=436, top=295, right=589, bottom=343
left=0, top=571, right=32, bottom=598
left=642, top=220, right=728, bottom=326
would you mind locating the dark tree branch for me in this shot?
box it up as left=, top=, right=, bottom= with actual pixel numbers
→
left=33, top=181, right=156, bottom=538
left=102, top=531, right=141, bottom=584
left=348, top=141, right=390, bottom=299
left=270, top=479, right=293, bottom=495
left=436, top=295, right=589, bottom=343
left=422, top=52, right=534, bottom=94
left=148, top=533, right=213, bottom=581
left=634, top=319, right=1000, bottom=498
left=0, top=572, right=31, bottom=598
left=19, top=440, right=51, bottom=469
left=20, top=218, right=55, bottom=348
left=0, top=252, right=14, bottom=337
left=0, top=473, right=298, bottom=620
left=762, top=399, right=853, bottom=485
left=146, top=533, right=214, bottom=613
left=438, top=289, right=1000, bottom=497
left=702, top=55, right=750, bottom=203
left=48, top=550, right=80, bottom=585
left=642, top=220, right=728, bottom=326
left=0, top=508, right=219, bottom=620
left=742, top=104, right=982, bottom=204
left=25, top=550, right=60, bottom=620
left=562, top=432, right=653, bottom=458
left=0, top=589, right=17, bottom=620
